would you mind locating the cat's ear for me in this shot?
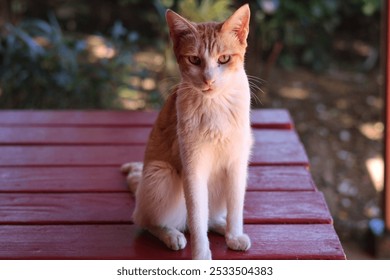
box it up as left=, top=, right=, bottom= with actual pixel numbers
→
left=166, top=10, right=197, bottom=44
left=221, top=4, right=250, bottom=45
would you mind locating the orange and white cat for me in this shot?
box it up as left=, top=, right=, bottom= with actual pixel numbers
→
left=121, top=4, right=252, bottom=260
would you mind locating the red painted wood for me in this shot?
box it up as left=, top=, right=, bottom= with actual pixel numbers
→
left=0, top=146, right=145, bottom=167
left=0, top=166, right=315, bottom=193
left=0, top=193, right=133, bottom=224
left=0, top=143, right=308, bottom=167
left=0, top=224, right=345, bottom=260
left=0, top=167, right=129, bottom=193
left=0, top=127, right=299, bottom=145
left=243, top=192, right=332, bottom=224
left=0, top=109, right=345, bottom=259
left=248, top=166, right=315, bottom=191
left=0, top=110, right=159, bottom=127
left=0, top=109, right=292, bottom=129
left=251, top=109, right=293, bottom=129
left=0, top=191, right=331, bottom=225
left=0, top=127, right=152, bottom=145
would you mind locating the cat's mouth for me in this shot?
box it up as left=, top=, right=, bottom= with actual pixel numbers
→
left=201, top=87, right=214, bottom=93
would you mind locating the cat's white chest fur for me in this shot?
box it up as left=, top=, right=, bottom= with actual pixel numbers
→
left=177, top=69, right=251, bottom=143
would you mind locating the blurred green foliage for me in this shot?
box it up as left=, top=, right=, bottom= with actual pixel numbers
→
left=3, top=24, right=96, bottom=107
left=0, top=13, right=145, bottom=108
left=252, top=0, right=381, bottom=71
left=176, top=0, right=233, bottom=21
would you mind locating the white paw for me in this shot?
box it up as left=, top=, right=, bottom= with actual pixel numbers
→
left=120, top=162, right=143, bottom=193
left=226, top=233, right=251, bottom=251
left=192, top=247, right=212, bottom=260
left=120, top=162, right=143, bottom=174
left=166, top=231, right=187, bottom=251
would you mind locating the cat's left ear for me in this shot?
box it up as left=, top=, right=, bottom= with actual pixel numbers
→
left=221, top=4, right=250, bottom=45
left=166, top=10, right=197, bottom=45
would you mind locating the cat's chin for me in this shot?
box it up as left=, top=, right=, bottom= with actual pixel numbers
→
left=200, top=89, right=219, bottom=97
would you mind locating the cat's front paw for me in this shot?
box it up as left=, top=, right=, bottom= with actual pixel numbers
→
left=226, top=233, right=251, bottom=251
left=167, top=231, right=187, bottom=251
left=192, top=247, right=212, bottom=260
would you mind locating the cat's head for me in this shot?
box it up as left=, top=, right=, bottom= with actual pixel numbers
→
left=166, top=4, right=250, bottom=95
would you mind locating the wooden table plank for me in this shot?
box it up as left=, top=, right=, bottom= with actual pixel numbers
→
left=0, top=143, right=309, bottom=167
left=0, top=167, right=128, bottom=193
left=0, top=111, right=159, bottom=127
left=0, top=193, right=133, bottom=225
left=248, top=166, right=316, bottom=191
left=244, top=192, right=332, bottom=224
left=0, top=192, right=332, bottom=225
left=0, top=127, right=152, bottom=145
left=0, top=109, right=293, bottom=129
left=0, top=224, right=345, bottom=260
left=251, top=109, right=293, bottom=129
left=0, top=166, right=315, bottom=192
left=0, top=146, right=145, bottom=167
left=0, top=127, right=300, bottom=145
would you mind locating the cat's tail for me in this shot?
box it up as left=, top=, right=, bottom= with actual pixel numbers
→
left=120, top=162, right=143, bottom=194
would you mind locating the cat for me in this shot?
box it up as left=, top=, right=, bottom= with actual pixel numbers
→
left=121, top=4, right=252, bottom=260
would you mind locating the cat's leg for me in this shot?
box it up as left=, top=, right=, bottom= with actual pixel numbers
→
left=208, top=179, right=227, bottom=236
left=225, top=160, right=251, bottom=251
left=132, top=161, right=187, bottom=250
left=182, top=157, right=212, bottom=260
left=184, top=175, right=211, bottom=259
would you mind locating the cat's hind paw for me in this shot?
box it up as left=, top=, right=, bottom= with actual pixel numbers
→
left=226, top=233, right=251, bottom=251
left=120, top=162, right=143, bottom=174
left=120, top=162, right=143, bottom=193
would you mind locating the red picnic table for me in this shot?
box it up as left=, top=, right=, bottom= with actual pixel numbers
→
left=0, top=109, right=345, bottom=259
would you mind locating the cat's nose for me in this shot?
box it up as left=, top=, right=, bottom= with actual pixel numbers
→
left=203, top=77, right=215, bottom=87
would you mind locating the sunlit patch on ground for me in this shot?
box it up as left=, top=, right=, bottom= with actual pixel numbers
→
left=365, top=156, right=384, bottom=193
left=278, top=86, right=310, bottom=100
left=359, top=122, right=384, bottom=141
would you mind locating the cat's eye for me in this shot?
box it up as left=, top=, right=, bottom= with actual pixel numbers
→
left=188, top=56, right=201, bottom=65
left=218, top=55, right=231, bottom=64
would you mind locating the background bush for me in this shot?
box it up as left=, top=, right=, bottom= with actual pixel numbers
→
left=0, top=0, right=381, bottom=109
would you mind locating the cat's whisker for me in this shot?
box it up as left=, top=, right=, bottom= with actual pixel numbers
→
left=252, top=92, right=264, bottom=106
left=251, top=92, right=263, bottom=106
left=246, top=75, right=266, bottom=106
left=160, top=77, right=186, bottom=99
left=158, top=76, right=178, bottom=85
left=248, top=81, right=264, bottom=92
left=247, top=75, right=267, bottom=84
left=158, top=76, right=181, bottom=98
left=161, top=84, right=178, bottom=99
left=248, top=81, right=263, bottom=92
left=248, top=84, right=264, bottom=106
left=247, top=76, right=266, bottom=88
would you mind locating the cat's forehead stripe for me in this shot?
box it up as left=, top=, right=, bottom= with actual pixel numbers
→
left=197, top=23, right=221, bottom=55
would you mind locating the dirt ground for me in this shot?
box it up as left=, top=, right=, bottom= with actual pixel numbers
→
left=262, top=67, right=383, bottom=258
